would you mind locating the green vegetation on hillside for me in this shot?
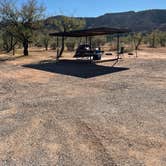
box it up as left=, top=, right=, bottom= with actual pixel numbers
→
left=0, top=5, right=166, bottom=56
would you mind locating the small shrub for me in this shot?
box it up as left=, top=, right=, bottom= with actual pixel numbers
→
left=66, top=41, right=75, bottom=51
left=50, top=42, right=57, bottom=50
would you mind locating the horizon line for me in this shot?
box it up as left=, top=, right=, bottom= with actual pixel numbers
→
left=46, top=8, right=166, bottom=18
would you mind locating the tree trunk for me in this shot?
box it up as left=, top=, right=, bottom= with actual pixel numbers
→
left=12, top=46, right=15, bottom=56
left=12, top=41, right=17, bottom=56
left=23, top=40, right=29, bottom=56
left=44, top=39, right=49, bottom=51
left=45, top=44, right=48, bottom=51
left=58, top=36, right=65, bottom=58
left=10, top=35, right=13, bottom=53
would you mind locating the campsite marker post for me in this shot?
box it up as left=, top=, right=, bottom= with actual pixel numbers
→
left=117, top=33, right=120, bottom=59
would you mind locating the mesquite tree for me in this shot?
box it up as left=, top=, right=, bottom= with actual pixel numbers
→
left=0, top=0, right=45, bottom=56
left=51, top=16, right=85, bottom=58
left=132, top=33, right=144, bottom=57
left=2, top=31, right=17, bottom=55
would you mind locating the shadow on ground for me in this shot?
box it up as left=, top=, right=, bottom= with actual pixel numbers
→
left=23, top=59, right=129, bottom=78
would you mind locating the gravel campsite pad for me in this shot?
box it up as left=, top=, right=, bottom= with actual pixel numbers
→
left=0, top=49, right=166, bottom=166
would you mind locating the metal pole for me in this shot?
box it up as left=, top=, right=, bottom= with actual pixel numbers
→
left=89, top=37, right=93, bottom=62
left=56, top=36, right=59, bottom=60
left=86, top=36, right=88, bottom=44
left=89, top=37, right=92, bottom=50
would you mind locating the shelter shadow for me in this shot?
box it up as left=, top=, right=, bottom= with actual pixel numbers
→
left=23, top=60, right=129, bottom=78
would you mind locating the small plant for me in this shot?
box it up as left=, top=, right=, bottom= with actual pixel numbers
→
left=50, top=42, right=57, bottom=50
left=66, top=41, right=75, bottom=51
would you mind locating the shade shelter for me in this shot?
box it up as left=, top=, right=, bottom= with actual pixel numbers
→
left=49, top=27, right=131, bottom=61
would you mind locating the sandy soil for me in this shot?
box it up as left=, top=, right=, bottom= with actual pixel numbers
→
left=0, top=48, right=166, bottom=165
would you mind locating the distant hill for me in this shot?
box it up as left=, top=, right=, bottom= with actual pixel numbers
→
left=46, top=9, right=166, bottom=32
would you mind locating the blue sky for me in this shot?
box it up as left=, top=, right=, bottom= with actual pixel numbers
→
left=17, top=0, right=166, bottom=17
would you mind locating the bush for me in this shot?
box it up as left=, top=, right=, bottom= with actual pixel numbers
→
left=66, top=41, right=75, bottom=51
left=50, top=42, right=57, bottom=50
left=92, top=36, right=106, bottom=48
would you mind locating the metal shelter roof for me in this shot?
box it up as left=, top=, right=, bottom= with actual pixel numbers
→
left=49, top=27, right=131, bottom=37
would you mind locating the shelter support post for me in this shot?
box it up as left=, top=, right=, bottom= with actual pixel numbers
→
left=56, top=36, right=65, bottom=60
left=86, top=36, right=88, bottom=44
left=89, top=37, right=93, bottom=63
left=59, top=36, right=65, bottom=58
left=56, top=36, right=59, bottom=60
left=89, top=37, right=92, bottom=49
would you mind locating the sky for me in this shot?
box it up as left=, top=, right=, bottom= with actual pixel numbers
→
left=17, top=0, right=166, bottom=17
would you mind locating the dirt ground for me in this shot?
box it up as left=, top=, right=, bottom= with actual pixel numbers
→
left=0, top=48, right=166, bottom=166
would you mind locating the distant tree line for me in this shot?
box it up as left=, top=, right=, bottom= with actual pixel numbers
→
left=0, top=0, right=166, bottom=56
left=107, top=31, right=166, bottom=52
left=0, top=0, right=86, bottom=56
